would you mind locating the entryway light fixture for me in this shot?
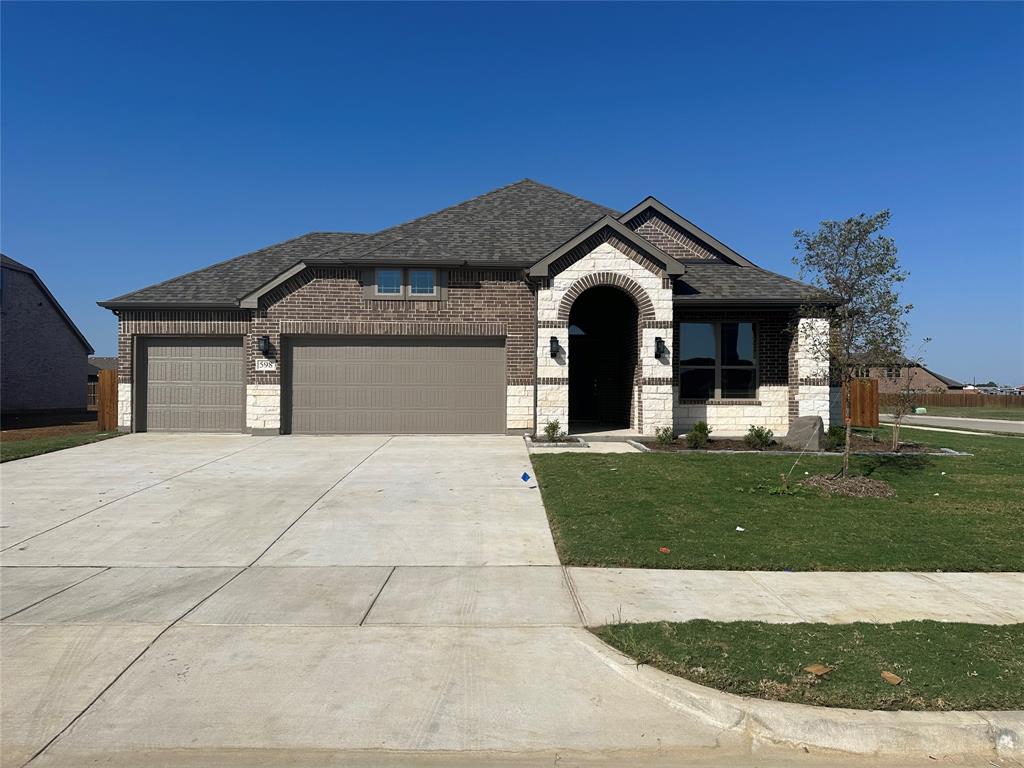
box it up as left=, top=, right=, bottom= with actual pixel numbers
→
left=549, top=336, right=559, bottom=359
left=654, top=336, right=667, bottom=358
left=258, top=335, right=271, bottom=355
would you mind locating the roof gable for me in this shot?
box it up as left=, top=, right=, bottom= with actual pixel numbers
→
left=2, top=254, right=95, bottom=353
left=527, top=216, right=685, bottom=278
left=619, top=197, right=756, bottom=267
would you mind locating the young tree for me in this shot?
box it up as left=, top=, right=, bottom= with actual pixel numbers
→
left=793, top=210, right=911, bottom=477
left=885, top=338, right=931, bottom=452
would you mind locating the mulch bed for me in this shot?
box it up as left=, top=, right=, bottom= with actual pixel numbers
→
left=799, top=474, right=896, bottom=498
left=646, top=435, right=937, bottom=455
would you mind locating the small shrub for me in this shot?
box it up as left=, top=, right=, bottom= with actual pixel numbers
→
left=825, top=425, right=846, bottom=451
left=743, top=425, right=774, bottom=450
left=542, top=419, right=567, bottom=443
left=686, top=421, right=712, bottom=449
left=655, top=426, right=675, bottom=445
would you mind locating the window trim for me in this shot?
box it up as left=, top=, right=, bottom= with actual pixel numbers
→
left=678, top=320, right=758, bottom=401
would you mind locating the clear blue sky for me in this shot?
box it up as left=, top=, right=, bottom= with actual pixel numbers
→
left=3, top=1, right=1022, bottom=384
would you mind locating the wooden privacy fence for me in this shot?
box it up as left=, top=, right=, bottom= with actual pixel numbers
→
left=96, top=370, right=118, bottom=432
left=842, top=377, right=879, bottom=428
left=879, top=391, right=1024, bottom=409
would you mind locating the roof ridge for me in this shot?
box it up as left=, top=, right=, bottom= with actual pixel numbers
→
left=101, top=232, right=361, bottom=304
left=310, top=179, right=613, bottom=261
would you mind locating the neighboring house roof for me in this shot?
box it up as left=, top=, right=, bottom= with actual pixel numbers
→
left=87, top=356, right=118, bottom=376
left=2, top=253, right=95, bottom=354
left=672, top=262, right=837, bottom=305
left=921, top=367, right=964, bottom=389
left=99, top=179, right=830, bottom=310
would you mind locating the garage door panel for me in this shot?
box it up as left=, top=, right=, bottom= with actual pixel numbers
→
left=287, top=337, right=505, bottom=434
left=141, top=338, right=245, bottom=433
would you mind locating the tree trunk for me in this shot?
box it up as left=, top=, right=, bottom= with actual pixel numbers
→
left=891, top=419, right=900, bottom=451
left=843, top=418, right=852, bottom=477
left=842, top=379, right=853, bottom=478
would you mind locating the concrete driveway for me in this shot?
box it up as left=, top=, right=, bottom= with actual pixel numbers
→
left=0, top=435, right=740, bottom=767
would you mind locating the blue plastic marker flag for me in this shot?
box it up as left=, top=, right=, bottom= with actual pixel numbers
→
left=521, top=472, right=531, bottom=482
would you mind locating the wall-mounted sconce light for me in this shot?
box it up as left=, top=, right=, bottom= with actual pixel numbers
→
left=654, top=336, right=667, bottom=358
left=549, top=336, right=559, bottom=359
left=258, top=335, right=271, bottom=355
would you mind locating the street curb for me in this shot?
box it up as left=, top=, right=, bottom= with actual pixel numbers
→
left=577, top=631, right=1023, bottom=759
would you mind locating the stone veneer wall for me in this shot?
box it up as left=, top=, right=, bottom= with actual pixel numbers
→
left=793, top=317, right=833, bottom=428
left=535, top=240, right=674, bottom=435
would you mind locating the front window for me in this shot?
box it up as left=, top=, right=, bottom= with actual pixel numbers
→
left=409, top=269, right=437, bottom=296
left=375, top=268, right=403, bottom=296
left=679, top=321, right=757, bottom=400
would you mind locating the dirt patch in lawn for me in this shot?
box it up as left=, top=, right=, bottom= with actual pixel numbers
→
left=1, top=422, right=102, bottom=443
left=800, top=474, right=896, bottom=498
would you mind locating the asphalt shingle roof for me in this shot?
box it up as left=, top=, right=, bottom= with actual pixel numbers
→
left=307, top=179, right=617, bottom=266
left=673, top=262, right=837, bottom=304
left=100, top=179, right=831, bottom=308
left=102, top=232, right=365, bottom=306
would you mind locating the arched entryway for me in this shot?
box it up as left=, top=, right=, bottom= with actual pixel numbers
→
left=568, top=286, right=639, bottom=431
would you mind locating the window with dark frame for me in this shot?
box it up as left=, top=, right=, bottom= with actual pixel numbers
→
left=372, top=268, right=440, bottom=299
left=679, top=321, right=757, bottom=400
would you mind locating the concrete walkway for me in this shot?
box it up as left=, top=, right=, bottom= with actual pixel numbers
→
left=1, top=435, right=1021, bottom=766
left=568, top=568, right=1024, bottom=626
left=881, top=413, right=1024, bottom=435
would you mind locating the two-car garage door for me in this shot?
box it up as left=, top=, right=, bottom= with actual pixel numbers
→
left=284, top=336, right=506, bottom=434
left=136, top=335, right=507, bottom=434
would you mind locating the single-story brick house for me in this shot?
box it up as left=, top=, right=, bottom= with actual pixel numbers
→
left=2, top=253, right=95, bottom=413
left=861, top=362, right=964, bottom=394
left=100, top=180, right=839, bottom=436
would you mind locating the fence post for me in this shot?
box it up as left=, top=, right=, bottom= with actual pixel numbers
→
left=97, top=370, right=118, bottom=432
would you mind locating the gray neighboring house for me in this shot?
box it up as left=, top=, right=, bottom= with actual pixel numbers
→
left=100, top=180, right=840, bottom=436
left=2, top=254, right=95, bottom=412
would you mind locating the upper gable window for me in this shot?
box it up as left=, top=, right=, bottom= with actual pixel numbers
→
left=409, top=269, right=437, bottom=297
left=375, top=268, right=403, bottom=296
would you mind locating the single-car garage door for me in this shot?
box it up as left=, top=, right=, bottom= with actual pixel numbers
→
left=285, top=336, right=506, bottom=434
left=137, top=337, right=245, bottom=432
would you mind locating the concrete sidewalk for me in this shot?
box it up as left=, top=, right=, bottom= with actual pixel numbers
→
left=567, top=568, right=1024, bottom=626
left=881, top=413, right=1024, bottom=435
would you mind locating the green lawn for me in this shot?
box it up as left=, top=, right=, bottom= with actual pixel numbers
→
left=0, top=431, right=121, bottom=462
left=530, top=427, right=1024, bottom=571
left=893, top=405, right=1024, bottom=421
left=595, top=620, right=1024, bottom=711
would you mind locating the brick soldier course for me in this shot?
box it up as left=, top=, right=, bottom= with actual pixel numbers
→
left=100, top=180, right=840, bottom=436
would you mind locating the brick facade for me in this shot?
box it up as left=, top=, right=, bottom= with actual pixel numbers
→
left=1, top=265, right=91, bottom=411
left=116, top=268, right=537, bottom=433
left=115, top=261, right=834, bottom=437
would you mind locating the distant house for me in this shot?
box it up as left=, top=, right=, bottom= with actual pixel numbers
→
left=861, top=362, right=964, bottom=394
left=1, top=254, right=94, bottom=412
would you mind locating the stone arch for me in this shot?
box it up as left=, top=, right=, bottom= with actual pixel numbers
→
left=556, top=272, right=656, bottom=323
